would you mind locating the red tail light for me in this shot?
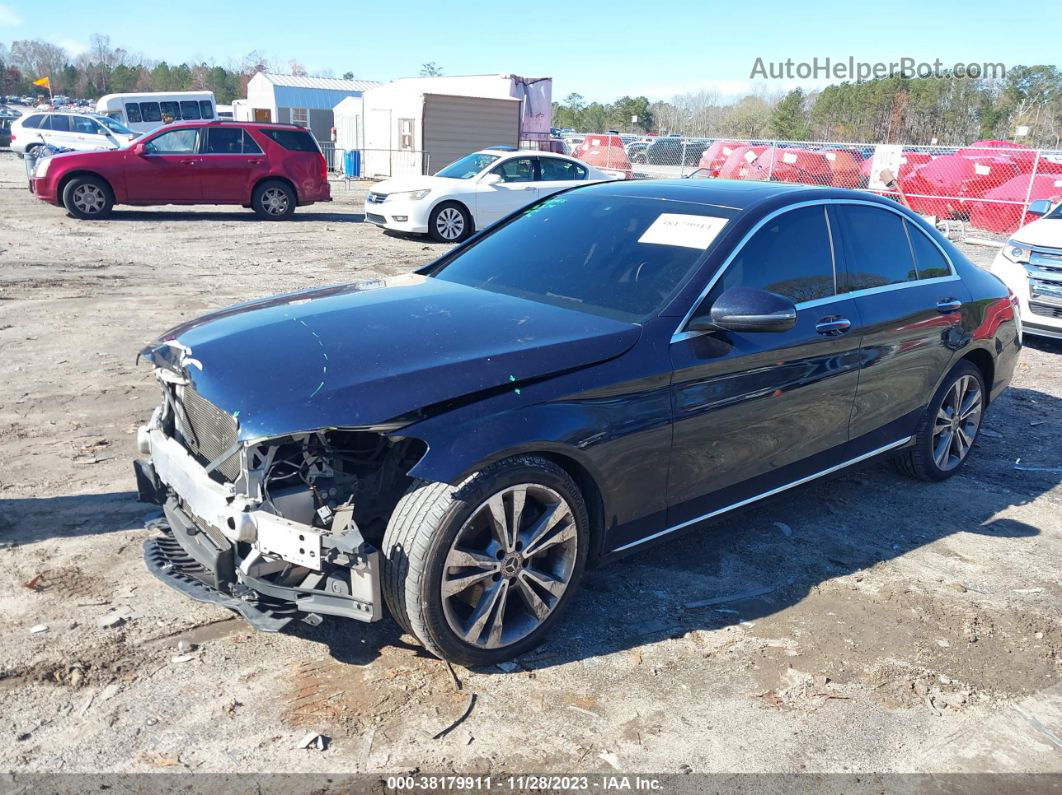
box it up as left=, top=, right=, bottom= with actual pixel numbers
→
left=319, top=154, right=327, bottom=184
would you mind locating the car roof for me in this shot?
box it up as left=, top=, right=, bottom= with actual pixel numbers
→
left=572, top=178, right=897, bottom=212
left=150, top=119, right=310, bottom=132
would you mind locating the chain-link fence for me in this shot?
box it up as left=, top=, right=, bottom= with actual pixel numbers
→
left=568, top=135, right=1062, bottom=236
left=333, top=148, right=430, bottom=180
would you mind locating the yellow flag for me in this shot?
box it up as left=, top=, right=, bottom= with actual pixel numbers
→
left=32, top=76, right=50, bottom=88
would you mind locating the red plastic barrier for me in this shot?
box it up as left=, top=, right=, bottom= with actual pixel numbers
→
left=716, top=145, right=768, bottom=180
left=696, top=140, right=745, bottom=177
left=572, top=134, right=633, bottom=179
left=959, top=140, right=1037, bottom=172
left=821, top=150, right=865, bottom=188
left=969, top=173, right=1062, bottom=234
left=901, top=155, right=1020, bottom=217
left=752, top=147, right=832, bottom=185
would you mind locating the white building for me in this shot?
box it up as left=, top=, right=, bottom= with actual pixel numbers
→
left=333, top=74, right=552, bottom=178
left=244, top=73, right=381, bottom=143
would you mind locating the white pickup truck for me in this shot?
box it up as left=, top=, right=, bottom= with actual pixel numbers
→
left=991, top=198, right=1062, bottom=341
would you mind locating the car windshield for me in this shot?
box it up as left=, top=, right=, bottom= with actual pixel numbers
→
left=431, top=192, right=735, bottom=322
left=94, top=115, right=133, bottom=135
left=435, top=153, right=500, bottom=179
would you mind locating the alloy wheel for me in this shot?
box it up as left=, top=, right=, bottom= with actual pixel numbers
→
left=932, top=374, right=983, bottom=471
left=435, top=207, right=465, bottom=241
left=261, top=187, right=290, bottom=216
left=441, top=484, right=578, bottom=649
left=72, top=184, right=106, bottom=215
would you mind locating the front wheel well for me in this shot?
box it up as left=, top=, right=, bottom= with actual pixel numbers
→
left=58, top=171, right=114, bottom=201
left=961, top=348, right=995, bottom=405
left=536, top=451, right=606, bottom=566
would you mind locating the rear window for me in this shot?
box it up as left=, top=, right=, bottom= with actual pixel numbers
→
left=257, top=128, right=319, bottom=152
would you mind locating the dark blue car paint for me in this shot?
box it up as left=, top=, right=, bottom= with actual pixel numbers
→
left=141, top=180, right=1021, bottom=564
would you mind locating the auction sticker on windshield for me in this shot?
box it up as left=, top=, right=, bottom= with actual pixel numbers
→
left=638, top=213, right=729, bottom=249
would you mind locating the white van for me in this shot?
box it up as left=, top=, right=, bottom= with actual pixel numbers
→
left=95, top=91, right=217, bottom=134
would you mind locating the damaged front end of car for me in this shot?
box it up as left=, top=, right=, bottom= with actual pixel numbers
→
left=135, top=343, right=425, bottom=632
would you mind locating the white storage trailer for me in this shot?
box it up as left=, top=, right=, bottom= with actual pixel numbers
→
left=333, top=74, right=550, bottom=178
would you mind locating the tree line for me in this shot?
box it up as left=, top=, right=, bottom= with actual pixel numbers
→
left=0, top=34, right=360, bottom=104
left=3, top=34, right=1058, bottom=149
left=555, top=66, right=1062, bottom=148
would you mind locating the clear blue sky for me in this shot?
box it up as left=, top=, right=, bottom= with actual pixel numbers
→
left=2, top=0, right=1059, bottom=102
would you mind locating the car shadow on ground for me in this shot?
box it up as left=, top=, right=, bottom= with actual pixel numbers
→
left=0, top=490, right=148, bottom=544
left=1024, top=335, right=1062, bottom=355
left=101, top=209, right=364, bottom=223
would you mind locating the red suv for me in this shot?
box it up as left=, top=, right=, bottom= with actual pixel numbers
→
left=30, top=121, right=331, bottom=220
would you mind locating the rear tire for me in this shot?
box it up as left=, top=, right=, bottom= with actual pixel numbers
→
left=62, top=175, right=113, bottom=219
left=428, top=201, right=472, bottom=243
left=381, top=456, right=588, bottom=666
left=894, top=360, right=985, bottom=481
left=252, top=180, right=296, bottom=220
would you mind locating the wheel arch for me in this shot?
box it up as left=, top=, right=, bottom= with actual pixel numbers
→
left=430, top=198, right=475, bottom=234
left=959, top=346, right=995, bottom=407
left=58, top=170, right=115, bottom=202
left=407, top=438, right=609, bottom=567
left=253, top=175, right=298, bottom=203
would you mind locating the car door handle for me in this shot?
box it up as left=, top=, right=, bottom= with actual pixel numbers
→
left=523, top=186, right=536, bottom=191
left=249, top=159, right=264, bottom=165
left=179, top=159, right=198, bottom=166
left=937, top=298, right=962, bottom=313
left=816, top=316, right=852, bottom=336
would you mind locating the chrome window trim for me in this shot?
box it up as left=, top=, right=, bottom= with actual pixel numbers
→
left=611, top=436, right=913, bottom=554
left=671, top=198, right=958, bottom=343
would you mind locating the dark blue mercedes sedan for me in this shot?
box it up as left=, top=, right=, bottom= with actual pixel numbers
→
left=135, top=179, right=1021, bottom=665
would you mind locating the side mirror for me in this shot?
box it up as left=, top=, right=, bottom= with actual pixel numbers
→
left=689, top=286, right=797, bottom=333
left=481, top=172, right=502, bottom=186
left=1027, top=199, right=1052, bottom=218
left=132, top=142, right=146, bottom=157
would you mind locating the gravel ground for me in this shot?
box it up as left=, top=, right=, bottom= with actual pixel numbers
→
left=0, top=149, right=1059, bottom=775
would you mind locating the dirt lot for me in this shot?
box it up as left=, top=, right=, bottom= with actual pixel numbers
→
left=0, top=149, right=1060, bottom=775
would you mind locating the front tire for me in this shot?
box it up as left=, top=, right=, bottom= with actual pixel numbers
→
left=62, top=175, right=113, bottom=219
left=428, top=201, right=472, bottom=243
left=381, top=456, right=589, bottom=666
left=252, top=180, right=296, bottom=220
left=894, top=360, right=985, bottom=481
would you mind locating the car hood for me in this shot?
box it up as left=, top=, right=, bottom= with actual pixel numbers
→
left=142, top=274, right=640, bottom=440
left=370, top=175, right=472, bottom=195
left=1015, top=216, right=1062, bottom=248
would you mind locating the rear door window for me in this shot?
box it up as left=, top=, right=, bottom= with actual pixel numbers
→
left=125, top=103, right=142, bottom=123
left=45, top=115, right=71, bottom=132
left=905, top=221, right=952, bottom=279
left=21, top=114, right=44, bottom=128
left=204, top=127, right=243, bottom=153
left=537, top=157, right=587, bottom=181
left=257, top=128, right=319, bottom=152
left=835, top=205, right=918, bottom=291
left=718, top=205, right=836, bottom=303
left=140, top=102, right=162, bottom=122
left=242, top=130, right=263, bottom=154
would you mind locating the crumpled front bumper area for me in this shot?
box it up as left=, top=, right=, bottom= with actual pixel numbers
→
left=144, top=528, right=296, bottom=632
left=137, top=441, right=382, bottom=631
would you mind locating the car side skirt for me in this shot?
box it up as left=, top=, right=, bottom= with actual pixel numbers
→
left=607, top=435, right=913, bottom=556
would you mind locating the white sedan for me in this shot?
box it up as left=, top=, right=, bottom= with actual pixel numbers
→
left=364, top=148, right=616, bottom=242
